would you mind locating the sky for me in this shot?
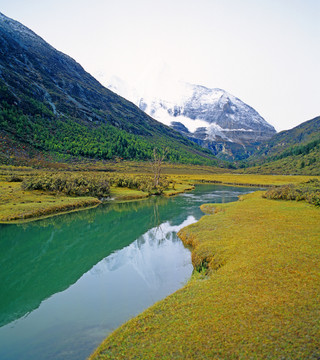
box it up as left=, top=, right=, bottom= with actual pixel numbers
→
left=0, top=0, right=319, bottom=131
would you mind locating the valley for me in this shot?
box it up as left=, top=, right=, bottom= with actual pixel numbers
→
left=0, top=10, right=319, bottom=360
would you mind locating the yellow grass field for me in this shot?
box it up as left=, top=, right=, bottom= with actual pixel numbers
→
left=90, top=191, right=320, bottom=359
left=1, top=165, right=320, bottom=357
left=0, top=181, right=100, bottom=223
left=0, top=166, right=318, bottom=223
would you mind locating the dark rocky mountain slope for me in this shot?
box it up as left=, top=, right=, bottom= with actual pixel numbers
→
left=107, top=71, right=276, bottom=161
left=0, top=12, right=216, bottom=165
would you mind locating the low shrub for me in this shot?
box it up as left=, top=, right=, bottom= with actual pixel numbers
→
left=7, top=174, right=24, bottom=182
left=263, top=179, right=320, bottom=206
left=109, top=174, right=169, bottom=194
left=22, top=173, right=110, bottom=198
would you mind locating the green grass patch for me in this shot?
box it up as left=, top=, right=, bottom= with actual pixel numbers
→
left=90, top=191, right=320, bottom=359
left=182, top=173, right=319, bottom=186
left=109, top=186, right=149, bottom=201
left=0, top=181, right=100, bottom=223
left=162, top=182, right=195, bottom=197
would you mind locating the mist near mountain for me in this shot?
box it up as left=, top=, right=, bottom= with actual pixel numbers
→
left=105, top=63, right=276, bottom=160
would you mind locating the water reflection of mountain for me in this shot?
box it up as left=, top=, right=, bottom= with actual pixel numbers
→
left=98, top=216, right=196, bottom=290
left=0, top=196, right=173, bottom=327
left=0, top=184, right=254, bottom=327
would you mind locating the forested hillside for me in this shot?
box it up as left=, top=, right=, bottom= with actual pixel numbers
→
left=243, top=116, right=320, bottom=175
left=0, top=13, right=217, bottom=166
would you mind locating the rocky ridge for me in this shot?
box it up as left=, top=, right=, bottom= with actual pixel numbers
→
left=106, top=69, right=276, bottom=160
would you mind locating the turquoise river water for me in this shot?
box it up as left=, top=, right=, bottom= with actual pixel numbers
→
left=0, top=184, right=258, bottom=359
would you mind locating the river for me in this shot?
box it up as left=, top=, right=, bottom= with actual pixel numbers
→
left=0, top=184, right=258, bottom=359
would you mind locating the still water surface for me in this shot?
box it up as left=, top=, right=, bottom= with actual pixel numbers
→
left=0, top=184, right=257, bottom=359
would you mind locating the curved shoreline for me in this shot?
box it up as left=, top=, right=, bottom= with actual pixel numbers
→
left=1, top=173, right=318, bottom=224
left=0, top=183, right=195, bottom=224
left=0, top=201, right=101, bottom=224
left=90, top=191, right=320, bottom=359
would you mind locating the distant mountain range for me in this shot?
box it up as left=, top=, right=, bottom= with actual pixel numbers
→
left=244, top=116, right=320, bottom=175
left=0, top=12, right=318, bottom=174
left=254, top=116, right=320, bottom=157
left=106, top=66, right=276, bottom=160
left=0, top=12, right=216, bottom=166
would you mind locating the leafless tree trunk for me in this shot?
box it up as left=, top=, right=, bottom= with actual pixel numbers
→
left=151, top=147, right=168, bottom=188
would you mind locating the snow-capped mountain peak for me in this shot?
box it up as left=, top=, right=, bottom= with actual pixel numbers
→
left=103, top=67, right=276, bottom=158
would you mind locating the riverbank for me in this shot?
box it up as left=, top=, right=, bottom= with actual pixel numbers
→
left=0, top=180, right=101, bottom=223
left=0, top=179, right=194, bottom=223
left=0, top=169, right=318, bottom=223
left=90, top=191, right=320, bottom=359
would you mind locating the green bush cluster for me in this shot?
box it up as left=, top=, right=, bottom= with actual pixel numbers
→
left=7, top=174, right=24, bottom=182
left=22, top=173, right=110, bottom=198
left=109, top=174, right=169, bottom=194
left=263, top=179, right=320, bottom=206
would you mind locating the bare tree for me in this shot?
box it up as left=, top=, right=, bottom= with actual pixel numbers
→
left=151, top=147, right=168, bottom=188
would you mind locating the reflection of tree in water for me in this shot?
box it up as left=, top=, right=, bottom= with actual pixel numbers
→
left=151, top=201, right=163, bottom=242
left=108, top=197, right=169, bottom=243
left=16, top=196, right=169, bottom=230
left=1, top=198, right=170, bottom=327
left=2, top=185, right=253, bottom=329
left=17, top=205, right=98, bottom=230
left=150, top=197, right=177, bottom=244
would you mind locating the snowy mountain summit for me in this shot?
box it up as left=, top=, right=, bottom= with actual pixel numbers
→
left=104, top=65, right=276, bottom=159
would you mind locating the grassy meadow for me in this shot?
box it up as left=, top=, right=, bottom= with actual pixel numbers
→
left=1, top=162, right=320, bottom=358
left=90, top=190, right=320, bottom=359
left=0, top=180, right=101, bottom=223
left=0, top=162, right=319, bottom=223
left=0, top=163, right=195, bottom=222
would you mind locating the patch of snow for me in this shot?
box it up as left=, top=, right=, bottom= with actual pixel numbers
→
left=0, top=12, right=41, bottom=43
left=198, top=89, right=224, bottom=104
left=206, top=123, right=231, bottom=141
left=222, top=128, right=254, bottom=132
left=150, top=107, right=209, bottom=133
left=103, top=62, right=276, bottom=138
